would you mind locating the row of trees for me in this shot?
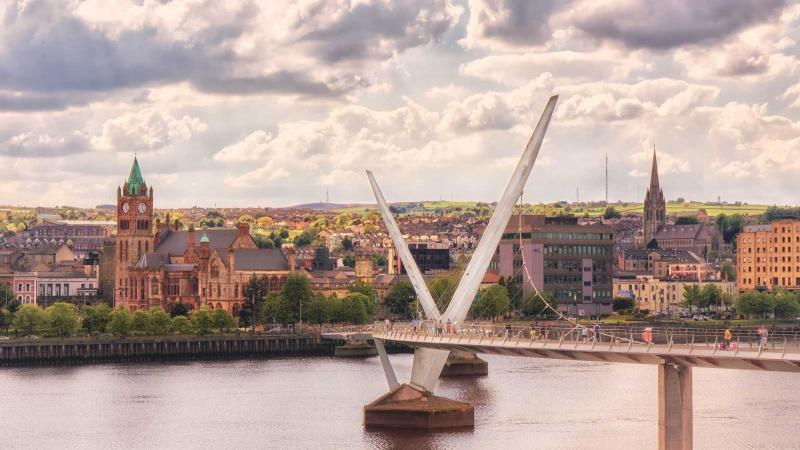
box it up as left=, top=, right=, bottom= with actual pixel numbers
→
left=239, top=274, right=376, bottom=326
left=735, top=291, right=800, bottom=320
left=1, top=303, right=239, bottom=338
left=681, top=284, right=733, bottom=313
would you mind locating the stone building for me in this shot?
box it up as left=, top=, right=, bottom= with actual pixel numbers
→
left=115, top=158, right=294, bottom=314
left=643, top=149, right=666, bottom=247
left=736, top=220, right=800, bottom=292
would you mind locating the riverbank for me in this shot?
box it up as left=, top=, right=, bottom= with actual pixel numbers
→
left=0, top=333, right=322, bottom=366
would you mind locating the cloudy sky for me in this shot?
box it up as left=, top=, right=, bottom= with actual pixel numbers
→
left=1, top=0, right=800, bottom=208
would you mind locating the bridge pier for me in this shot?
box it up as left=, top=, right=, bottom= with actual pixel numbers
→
left=440, top=351, right=488, bottom=377
left=364, top=384, right=474, bottom=429
left=658, top=362, right=692, bottom=450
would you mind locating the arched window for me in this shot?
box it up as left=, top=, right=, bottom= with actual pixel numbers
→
left=234, top=283, right=239, bottom=299
left=151, top=278, right=158, bottom=295
left=208, top=302, right=215, bottom=309
left=140, top=277, right=145, bottom=300
left=211, top=264, right=219, bottom=279
left=24, top=295, right=31, bottom=303
left=232, top=303, right=239, bottom=317
left=216, top=302, right=222, bottom=310
left=216, top=284, right=221, bottom=297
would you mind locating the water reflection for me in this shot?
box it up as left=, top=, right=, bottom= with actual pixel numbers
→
left=0, top=354, right=799, bottom=449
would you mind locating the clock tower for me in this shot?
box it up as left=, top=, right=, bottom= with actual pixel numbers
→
left=116, top=156, right=155, bottom=308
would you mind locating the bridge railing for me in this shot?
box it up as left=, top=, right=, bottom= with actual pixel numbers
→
left=373, top=321, right=800, bottom=353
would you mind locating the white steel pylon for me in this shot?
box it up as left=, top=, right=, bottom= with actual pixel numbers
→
left=368, top=95, right=558, bottom=392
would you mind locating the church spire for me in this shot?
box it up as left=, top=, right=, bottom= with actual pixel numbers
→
left=126, top=156, right=145, bottom=195
left=649, top=145, right=659, bottom=189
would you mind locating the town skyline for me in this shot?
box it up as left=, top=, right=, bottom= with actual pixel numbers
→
left=1, top=1, right=799, bottom=208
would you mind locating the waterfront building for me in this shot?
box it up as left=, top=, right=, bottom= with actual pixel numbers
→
left=736, top=220, right=800, bottom=292
left=115, top=157, right=293, bottom=314
left=613, top=276, right=736, bottom=313
left=493, top=215, right=614, bottom=315
left=8, top=221, right=115, bottom=258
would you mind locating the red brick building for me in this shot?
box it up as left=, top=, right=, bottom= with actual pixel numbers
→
left=115, top=158, right=294, bottom=314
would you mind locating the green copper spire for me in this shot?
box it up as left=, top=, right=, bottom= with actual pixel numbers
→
left=126, top=156, right=144, bottom=195
left=200, top=232, right=210, bottom=244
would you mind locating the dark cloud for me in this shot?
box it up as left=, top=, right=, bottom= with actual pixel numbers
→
left=573, top=0, right=787, bottom=50
left=468, top=0, right=566, bottom=47
left=0, top=0, right=459, bottom=102
left=296, top=0, right=460, bottom=63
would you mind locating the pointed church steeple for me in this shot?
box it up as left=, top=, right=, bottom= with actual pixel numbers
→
left=643, top=144, right=666, bottom=247
left=649, top=146, right=659, bottom=189
left=126, top=156, right=145, bottom=196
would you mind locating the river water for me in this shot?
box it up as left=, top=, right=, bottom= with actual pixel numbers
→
left=0, top=354, right=798, bottom=449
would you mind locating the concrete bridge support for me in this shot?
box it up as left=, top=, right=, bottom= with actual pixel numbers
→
left=441, top=351, right=488, bottom=377
left=658, top=363, right=692, bottom=450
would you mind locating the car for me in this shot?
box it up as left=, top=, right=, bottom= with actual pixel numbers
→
left=692, top=314, right=709, bottom=321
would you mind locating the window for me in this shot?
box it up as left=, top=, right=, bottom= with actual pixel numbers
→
left=211, top=264, right=219, bottom=278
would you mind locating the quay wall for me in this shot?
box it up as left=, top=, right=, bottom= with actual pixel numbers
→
left=0, top=333, right=322, bottom=367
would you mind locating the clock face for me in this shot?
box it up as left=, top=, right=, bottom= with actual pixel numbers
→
left=138, top=202, right=147, bottom=213
left=121, top=202, right=129, bottom=213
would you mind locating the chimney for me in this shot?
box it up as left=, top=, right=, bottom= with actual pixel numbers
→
left=287, top=247, right=296, bottom=272
left=237, top=221, right=250, bottom=238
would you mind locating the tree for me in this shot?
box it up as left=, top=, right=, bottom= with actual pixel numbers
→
left=240, top=275, right=268, bottom=327
left=281, top=273, right=313, bottom=323
left=132, top=310, right=149, bottom=334
left=700, top=284, right=722, bottom=313
left=612, top=297, right=634, bottom=312
left=603, top=207, right=621, bottom=219
left=342, top=255, right=355, bottom=268
left=470, top=285, right=510, bottom=319
left=720, top=262, right=736, bottom=282
left=340, top=294, right=370, bottom=324
left=83, top=304, right=112, bottom=334
left=0, top=283, right=14, bottom=310
left=716, top=214, right=744, bottom=244
left=43, top=302, right=81, bottom=337
left=107, top=309, right=133, bottom=337
left=146, top=307, right=171, bottom=335
left=675, top=216, right=699, bottom=225
left=773, top=292, right=800, bottom=320
left=342, top=237, right=354, bottom=251
left=681, top=284, right=703, bottom=313
left=262, top=293, right=289, bottom=325
left=384, top=281, right=416, bottom=319
left=237, top=214, right=255, bottom=224
left=734, top=292, right=772, bottom=319
left=0, top=307, right=11, bottom=334
left=305, top=293, right=327, bottom=324
left=348, top=280, right=374, bottom=298
left=12, top=304, right=46, bottom=336
left=170, top=315, right=193, bottom=334
left=212, top=309, right=237, bottom=332
left=191, top=308, right=214, bottom=335
left=428, top=276, right=456, bottom=311
left=521, top=291, right=554, bottom=317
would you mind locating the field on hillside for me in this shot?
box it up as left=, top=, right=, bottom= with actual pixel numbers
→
left=333, top=200, right=771, bottom=217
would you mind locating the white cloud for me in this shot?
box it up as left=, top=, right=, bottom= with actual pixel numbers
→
left=90, top=109, right=207, bottom=152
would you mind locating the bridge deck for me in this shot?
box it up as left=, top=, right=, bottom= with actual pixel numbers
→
left=373, top=324, right=800, bottom=373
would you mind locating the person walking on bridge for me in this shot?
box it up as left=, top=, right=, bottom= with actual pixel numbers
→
left=723, top=328, right=732, bottom=350
left=593, top=321, right=601, bottom=342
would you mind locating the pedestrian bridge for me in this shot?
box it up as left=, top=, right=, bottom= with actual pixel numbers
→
left=373, top=322, right=800, bottom=373
left=370, top=322, right=800, bottom=449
